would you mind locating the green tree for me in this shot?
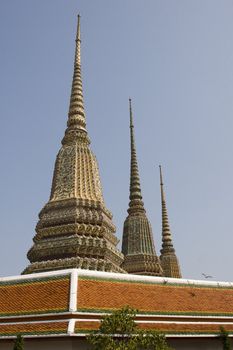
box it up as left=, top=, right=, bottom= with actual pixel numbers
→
left=13, top=335, right=24, bottom=350
left=87, top=306, right=172, bottom=350
left=220, top=327, right=232, bottom=350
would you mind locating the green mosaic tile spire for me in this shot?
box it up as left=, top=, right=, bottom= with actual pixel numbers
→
left=121, top=100, right=162, bottom=276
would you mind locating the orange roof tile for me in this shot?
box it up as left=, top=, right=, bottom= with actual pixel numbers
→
left=0, top=275, right=70, bottom=316
left=77, top=276, right=233, bottom=316
left=0, top=269, right=233, bottom=338
left=0, top=321, right=68, bottom=337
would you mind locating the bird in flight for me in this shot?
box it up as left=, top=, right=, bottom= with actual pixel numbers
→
left=202, top=273, right=213, bottom=279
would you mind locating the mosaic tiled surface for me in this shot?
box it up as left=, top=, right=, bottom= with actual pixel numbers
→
left=77, top=276, right=233, bottom=316
left=0, top=321, right=68, bottom=336
left=0, top=276, right=70, bottom=316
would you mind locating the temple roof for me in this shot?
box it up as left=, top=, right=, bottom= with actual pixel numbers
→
left=1, top=269, right=233, bottom=338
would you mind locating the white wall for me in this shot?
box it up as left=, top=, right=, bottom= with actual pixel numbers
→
left=0, top=336, right=230, bottom=350
left=169, top=337, right=228, bottom=350
left=0, top=338, right=74, bottom=350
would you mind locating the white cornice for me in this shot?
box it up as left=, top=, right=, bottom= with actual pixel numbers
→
left=1, top=268, right=233, bottom=288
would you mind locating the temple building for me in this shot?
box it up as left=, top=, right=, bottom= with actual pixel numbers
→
left=1, top=269, right=233, bottom=350
left=2, top=14, right=231, bottom=350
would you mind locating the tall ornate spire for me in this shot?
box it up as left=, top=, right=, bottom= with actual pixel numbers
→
left=23, top=16, right=124, bottom=274
left=121, top=100, right=162, bottom=276
left=159, top=165, right=182, bottom=278
left=128, top=99, right=145, bottom=214
left=62, top=14, right=89, bottom=145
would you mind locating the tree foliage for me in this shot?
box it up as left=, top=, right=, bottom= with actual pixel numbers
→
left=13, top=335, right=24, bottom=350
left=220, top=327, right=232, bottom=350
left=87, top=306, right=172, bottom=350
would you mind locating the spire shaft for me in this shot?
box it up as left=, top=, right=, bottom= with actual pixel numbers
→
left=62, top=15, right=88, bottom=144
left=159, top=165, right=174, bottom=252
left=159, top=166, right=182, bottom=278
left=128, top=99, right=145, bottom=214
left=121, top=101, right=162, bottom=276
left=159, top=164, right=165, bottom=202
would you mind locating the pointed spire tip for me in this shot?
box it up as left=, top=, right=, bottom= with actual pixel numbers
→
left=159, top=165, right=163, bottom=186
left=129, top=98, right=133, bottom=128
left=76, top=14, right=81, bottom=42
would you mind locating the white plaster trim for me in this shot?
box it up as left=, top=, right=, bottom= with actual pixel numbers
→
left=70, top=333, right=233, bottom=338
left=3, top=317, right=233, bottom=327
left=136, top=314, right=233, bottom=320
left=1, top=334, right=70, bottom=339
left=69, top=270, right=78, bottom=312
left=166, top=334, right=225, bottom=338
left=135, top=320, right=233, bottom=325
left=0, top=269, right=74, bottom=282
left=68, top=319, right=76, bottom=335
left=1, top=268, right=233, bottom=288
left=1, top=310, right=233, bottom=322
left=1, top=332, right=233, bottom=339
left=73, top=318, right=233, bottom=326
left=74, top=311, right=108, bottom=316
left=74, top=311, right=233, bottom=320
left=75, top=269, right=233, bottom=288
left=75, top=318, right=100, bottom=322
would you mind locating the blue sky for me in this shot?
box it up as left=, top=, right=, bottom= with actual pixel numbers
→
left=1, top=0, right=233, bottom=280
